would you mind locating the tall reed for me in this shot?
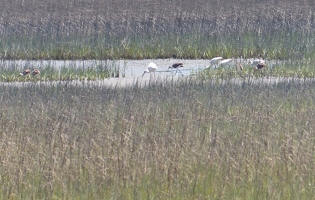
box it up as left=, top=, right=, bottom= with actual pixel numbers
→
left=1, top=78, right=315, bottom=198
left=1, top=1, right=315, bottom=60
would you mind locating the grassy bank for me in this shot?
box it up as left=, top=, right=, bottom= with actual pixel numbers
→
left=0, top=60, right=120, bottom=82
left=1, top=78, right=315, bottom=199
left=1, top=1, right=315, bottom=60
left=2, top=31, right=315, bottom=60
left=1, top=59, right=315, bottom=82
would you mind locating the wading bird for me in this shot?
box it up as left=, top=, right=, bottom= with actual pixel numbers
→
left=19, top=69, right=31, bottom=76
left=254, top=62, right=267, bottom=70
left=168, top=62, right=183, bottom=69
left=32, top=69, right=40, bottom=76
left=218, top=58, right=234, bottom=68
left=251, top=59, right=265, bottom=66
left=168, top=62, right=184, bottom=76
left=206, top=57, right=223, bottom=69
left=142, top=62, right=158, bottom=77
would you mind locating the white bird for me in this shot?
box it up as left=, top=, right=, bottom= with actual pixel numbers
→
left=206, top=57, right=223, bottom=69
left=218, top=58, right=234, bottom=68
left=251, top=59, right=265, bottom=65
left=142, top=62, right=158, bottom=77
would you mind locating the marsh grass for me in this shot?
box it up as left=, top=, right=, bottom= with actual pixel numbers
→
left=1, top=78, right=315, bottom=199
left=199, top=59, right=315, bottom=80
left=2, top=31, right=315, bottom=61
left=0, top=61, right=119, bottom=82
left=1, top=1, right=315, bottom=60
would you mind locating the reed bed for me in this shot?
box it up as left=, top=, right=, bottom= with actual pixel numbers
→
left=200, top=59, right=315, bottom=80
left=1, top=0, right=315, bottom=198
left=1, top=78, right=315, bottom=199
left=1, top=0, right=315, bottom=60
left=0, top=60, right=120, bottom=82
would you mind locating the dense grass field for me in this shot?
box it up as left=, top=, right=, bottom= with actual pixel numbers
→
left=1, top=79, right=315, bottom=199
left=1, top=0, right=315, bottom=60
left=1, top=0, right=315, bottom=199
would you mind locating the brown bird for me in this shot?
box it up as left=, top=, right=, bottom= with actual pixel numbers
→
left=32, top=69, right=40, bottom=76
left=19, top=69, right=31, bottom=76
left=168, top=62, right=184, bottom=76
left=254, top=62, right=267, bottom=70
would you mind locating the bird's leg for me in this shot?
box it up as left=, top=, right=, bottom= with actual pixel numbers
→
left=177, top=68, right=184, bottom=76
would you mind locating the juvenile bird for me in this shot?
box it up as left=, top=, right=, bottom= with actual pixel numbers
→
left=168, top=62, right=184, bottom=76
left=32, top=69, right=40, bottom=76
left=19, top=69, right=31, bottom=76
left=168, top=62, right=183, bottom=70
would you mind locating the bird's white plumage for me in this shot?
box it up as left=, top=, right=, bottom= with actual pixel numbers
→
left=142, top=62, right=158, bottom=76
left=206, top=57, right=223, bottom=69
left=251, top=59, right=265, bottom=65
left=218, top=58, right=234, bottom=67
left=210, top=57, right=223, bottom=65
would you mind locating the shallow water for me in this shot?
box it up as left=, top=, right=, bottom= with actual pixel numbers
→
left=0, top=59, right=212, bottom=77
left=0, top=57, right=282, bottom=77
left=0, top=58, right=286, bottom=87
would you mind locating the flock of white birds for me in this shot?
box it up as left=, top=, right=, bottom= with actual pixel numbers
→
left=142, top=57, right=267, bottom=77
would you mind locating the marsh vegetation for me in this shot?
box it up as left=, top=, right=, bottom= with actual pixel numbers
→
left=2, top=79, right=315, bottom=199
left=1, top=0, right=315, bottom=60
left=1, top=0, right=315, bottom=199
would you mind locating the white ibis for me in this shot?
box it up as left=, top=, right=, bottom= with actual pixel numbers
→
left=251, top=59, right=265, bottom=65
left=19, top=69, right=31, bottom=76
left=168, top=62, right=184, bottom=76
left=206, top=57, right=223, bottom=69
left=32, top=69, right=40, bottom=76
left=218, top=59, right=234, bottom=68
left=142, top=62, right=158, bottom=77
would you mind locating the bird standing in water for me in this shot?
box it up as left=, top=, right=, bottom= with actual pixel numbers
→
left=206, top=57, right=223, bottom=69
left=168, top=62, right=184, bottom=76
left=142, top=62, right=158, bottom=77
left=218, top=59, right=234, bottom=68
